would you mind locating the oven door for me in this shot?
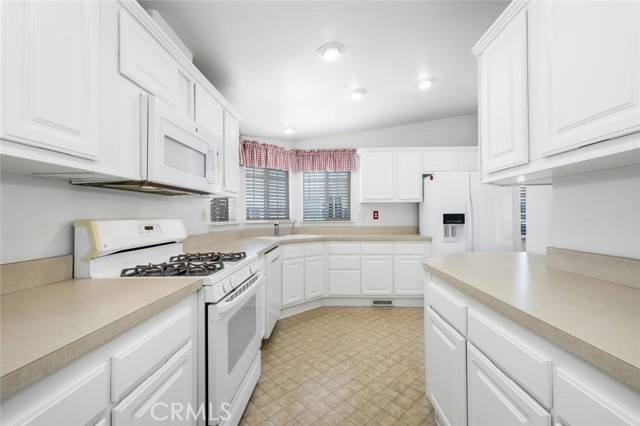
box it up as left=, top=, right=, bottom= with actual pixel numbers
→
left=142, top=95, right=220, bottom=194
left=207, top=273, right=265, bottom=424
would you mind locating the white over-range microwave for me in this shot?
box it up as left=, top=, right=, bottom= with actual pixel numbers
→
left=81, top=95, right=222, bottom=195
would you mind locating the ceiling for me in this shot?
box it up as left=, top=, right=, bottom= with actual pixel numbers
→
left=138, top=0, right=509, bottom=141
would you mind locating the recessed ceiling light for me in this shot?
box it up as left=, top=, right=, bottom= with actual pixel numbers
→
left=417, top=77, right=435, bottom=90
left=350, top=89, right=366, bottom=101
left=317, top=42, right=345, bottom=62
left=283, top=127, right=295, bottom=134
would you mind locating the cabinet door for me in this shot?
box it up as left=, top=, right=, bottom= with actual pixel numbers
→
left=328, top=270, right=360, bottom=296
left=223, top=111, right=240, bottom=194
left=2, top=0, right=100, bottom=159
left=458, top=151, right=479, bottom=171
left=194, top=85, right=224, bottom=138
left=282, top=258, right=304, bottom=306
left=361, top=255, right=393, bottom=296
left=537, top=2, right=640, bottom=156
left=120, top=10, right=187, bottom=113
left=360, top=151, right=394, bottom=201
left=396, top=152, right=423, bottom=201
left=304, top=255, right=324, bottom=300
left=112, top=343, right=195, bottom=426
left=478, top=9, right=529, bottom=173
left=425, top=308, right=467, bottom=426
left=423, top=151, right=456, bottom=172
left=394, top=255, right=424, bottom=296
left=467, top=343, right=550, bottom=426
left=553, top=367, right=638, bottom=426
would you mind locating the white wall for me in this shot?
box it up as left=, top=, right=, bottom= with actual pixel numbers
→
left=294, top=114, right=478, bottom=149
left=550, top=164, right=640, bottom=259
left=525, top=185, right=553, bottom=255
left=0, top=171, right=211, bottom=264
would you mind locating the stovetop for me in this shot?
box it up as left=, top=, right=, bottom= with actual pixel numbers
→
left=120, top=251, right=247, bottom=278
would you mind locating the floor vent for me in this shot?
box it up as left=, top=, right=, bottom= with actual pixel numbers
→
left=371, top=299, right=393, bottom=307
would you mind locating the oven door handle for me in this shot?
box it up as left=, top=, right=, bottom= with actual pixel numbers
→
left=210, top=274, right=265, bottom=322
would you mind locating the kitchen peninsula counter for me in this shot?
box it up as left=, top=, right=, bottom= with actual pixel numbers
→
left=0, top=277, right=202, bottom=399
left=423, top=252, right=640, bottom=391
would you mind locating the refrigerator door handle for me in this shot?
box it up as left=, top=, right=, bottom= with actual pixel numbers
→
left=467, top=177, right=474, bottom=252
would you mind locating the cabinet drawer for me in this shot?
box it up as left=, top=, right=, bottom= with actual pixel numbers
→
left=428, top=281, right=468, bottom=335
left=305, top=243, right=323, bottom=257
left=553, top=367, right=638, bottom=426
left=467, top=343, right=551, bottom=426
left=394, top=243, right=426, bottom=255
left=111, top=308, right=192, bottom=403
left=1, top=363, right=109, bottom=426
left=329, top=255, right=360, bottom=270
left=361, top=243, right=393, bottom=255
left=468, top=311, right=552, bottom=408
left=328, top=244, right=360, bottom=255
left=282, top=244, right=305, bottom=259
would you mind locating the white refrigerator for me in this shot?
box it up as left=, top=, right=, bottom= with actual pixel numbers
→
left=419, top=172, right=514, bottom=256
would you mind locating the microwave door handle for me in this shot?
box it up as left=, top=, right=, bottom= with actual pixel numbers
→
left=207, top=149, right=217, bottom=184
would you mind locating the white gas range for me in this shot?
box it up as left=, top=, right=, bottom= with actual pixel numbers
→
left=74, top=219, right=264, bottom=426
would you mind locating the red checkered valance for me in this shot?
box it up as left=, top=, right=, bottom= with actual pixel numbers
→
left=239, top=140, right=356, bottom=172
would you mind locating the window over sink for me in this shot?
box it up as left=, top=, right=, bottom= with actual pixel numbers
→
left=245, top=167, right=290, bottom=221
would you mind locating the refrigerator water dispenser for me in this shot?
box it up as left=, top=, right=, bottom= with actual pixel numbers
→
left=443, top=213, right=465, bottom=243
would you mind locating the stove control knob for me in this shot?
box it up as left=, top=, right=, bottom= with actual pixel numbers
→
left=222, top=279, right=233, bottom=293
left=250, top=263, right=258, bottom=274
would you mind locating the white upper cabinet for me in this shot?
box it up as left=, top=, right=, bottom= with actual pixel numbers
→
left=360, top=151, right=395, bottom=201
left=396, top=151, right=423, bottom=201
left=474, top=1, right=640, bottom=184
left=195, top=85, right=224, bottom=138
left=1, top=0, right=100, bottom=160
left=223, top=111, right=240, bottom=194
left=119, top=10, right=194, bottom=117
left=536, top=1, right=640, bottom=156
left=423, top=151, right=456, bottom=172
left=477, top=7, right=529, bottom=173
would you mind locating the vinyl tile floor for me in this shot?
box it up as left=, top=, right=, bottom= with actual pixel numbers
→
left=240, top=307, right=434, bottom=426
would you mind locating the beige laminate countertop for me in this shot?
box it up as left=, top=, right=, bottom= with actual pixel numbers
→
left=424, top=252, right=640, bottom=391
left=190, top=233, right=431, bottom=255
left=0, top=277, right=202, bottom=399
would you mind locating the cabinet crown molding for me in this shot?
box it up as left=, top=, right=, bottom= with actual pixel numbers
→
left=471, top=0, right=530, bottom=56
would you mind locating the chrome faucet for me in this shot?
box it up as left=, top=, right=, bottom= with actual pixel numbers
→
left=273, top=221, right=280, bottom=237
left=290, top=219, right=297, bottom=235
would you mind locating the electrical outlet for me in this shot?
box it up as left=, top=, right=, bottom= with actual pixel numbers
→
left=373, top=210, right=379, bottom=220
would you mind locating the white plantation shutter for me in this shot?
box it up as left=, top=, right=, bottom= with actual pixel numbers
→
left=520, top=186, right=526, bottom=236
left=210, top=198, right=236, bottom=223
left=303, top=172, right=351, bottom=221
left=245, top=167, right=289, bottom=220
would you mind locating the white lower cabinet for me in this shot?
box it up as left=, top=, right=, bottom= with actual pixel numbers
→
left=1, top=363, right=109, bottom=426
left=112, top=343, right=194, bottom=426
left=0, top=294, right=198, bottom=426
left=425, top=308, right=467, bottom=426
left=394, top=255, right=425, bottom=296
left=467, top=343, right=550, bottom=426
left=361, top=255, right=393, bottom=296
left=426, top=276, right=640, bottom=426
left=282, top=258, right=304, bottom=307
left=553, top=368, right=638, bottom=426
left=304, top=255, right=324, bottom=300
